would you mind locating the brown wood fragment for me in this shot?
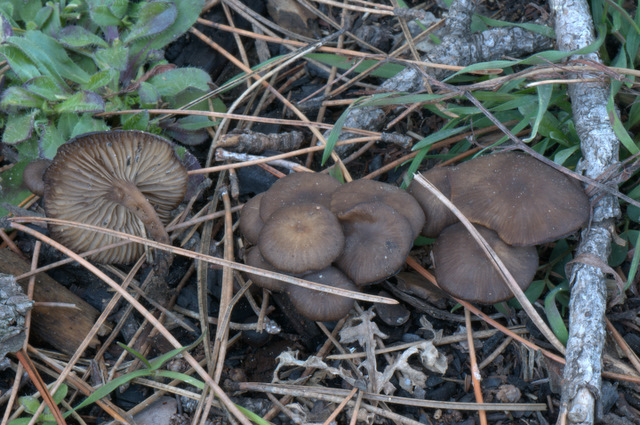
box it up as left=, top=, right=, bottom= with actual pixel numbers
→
left=217, top=130, right=304, bottom=153
left=0, top=249, right=110, bottom=354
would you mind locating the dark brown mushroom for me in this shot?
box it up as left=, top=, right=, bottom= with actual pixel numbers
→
left=259, top=172, right=341, bottom=221
left=449, top=151, right=589, bottom=246
left=407, top=166, right=458, bottom=238
left=432, top=223, right=538, bottom=304
left=244, top=246, right=287, bottom=292
left=335, top=201, right=414, bottom=286
left=239, top=193, right=264, bottom=245
left=330, top=179, right=425, bottom=238
left=258, top=204, right=345, bottom=274
left=23, top=159, right=53, bottom=197
left=43, top=130, right=188, bottom=264
left=286, top=267, right=357, bottom=321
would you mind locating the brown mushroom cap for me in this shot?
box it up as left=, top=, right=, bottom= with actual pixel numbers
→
left=287, top=267, right=357, bottom=321
left=433, top=223, right=538, bottom=304
left=449, top=151, right=589, bottom=246
left=239, top=193, right=264, bottom=245
left=330, top=179, right=425, bottom=238
left=407, top=166, right=458, bottom=238
left=335, top=201, right=414, bottom=286
left=23, top=159, right=52, bottom=196
left=244, top=246, right=287, bottom=292
left=259, top=172, right=341, bottom=221
left=43, top=130, right=188, bottom=264
left=258, top=204, right=345, bottom=274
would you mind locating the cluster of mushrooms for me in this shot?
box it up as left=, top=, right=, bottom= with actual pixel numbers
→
left=408, top=151, right=590, bottom=304
left=22, top=130, right=591, bottom=317
left=239, top=173, right=425, bottom=321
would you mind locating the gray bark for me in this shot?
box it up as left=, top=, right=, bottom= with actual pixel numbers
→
left=328, top=0, right=554, bottom=152
left=0, top=274, right=33, bottom=362
left=551, top=0, right=621, bottom=424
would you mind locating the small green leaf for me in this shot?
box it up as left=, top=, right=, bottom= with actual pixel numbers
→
left=0, top=44, right=41, bottom=81
left=117, top=342, right=152, bottom=369
left=39, top=122, right=67, bottom=159
left=123, top=1, right=177, bottom=44
left=54, top=90, right=105, bottom=113
left=137, top=81, right=160, bottom=107
left=88, top=4, right=122, bottom=26
left=93, top=42, right=129, bottom=71
left=322, top=102, right=354, bottom=165
left=475, top=15, right=555, bottom=38
left=24, top=75, right=69, bottom=101
left=544, top=284, right=569, bottom=346
left=147, top=334, right=204, bottom=370
left=2, top=111, right=37, bottom=144
left=18, top=395, right=41, bottom=414
left=128, top=0, right=204, bottom=52
left=306, top=53, right=405, bottom=79
left=0, top=86, right=43, bottom=110
left=17, top=0, right=41, bottom=23
left=412, top=125, right=470, bottom=151
left=70, top=114, right=109, bottom=137
left=148, top=67, right=211, bottom=97
left=524, top=84, right=552, bottom=142
left=81, top=69, right=118, bottom=91
left=7, top=418, right=31, bottom=425
left=70, top=369, right=152, bottom=414
left=626, top=230, right=640, bottom=290
left=58, top=25, right=108, bottom=48
left=122, top=110, right=149, bottom=131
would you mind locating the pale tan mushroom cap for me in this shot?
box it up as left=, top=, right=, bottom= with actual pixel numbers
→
left=450, top=152, right=590, bottom=246
left=259, top=172, right=341, bottom=221
left=433, top=223, right=538, bottom=304
left=258, top=204, right=345, bottom=274
left=330, top=179, right=425, bottom=238
left=43, top=131, right=188, bottom=264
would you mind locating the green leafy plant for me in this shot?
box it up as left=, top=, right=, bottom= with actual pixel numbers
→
left=8, top=384, right=68, bottom=425
left=0, top=0, right=220, bottom=215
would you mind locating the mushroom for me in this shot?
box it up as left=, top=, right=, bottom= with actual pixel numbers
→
left=23, top=159, right=53, bottom=197
left=330, top=179, right=425, bottom=238
left=286, top=267, right=357, bottom=321
left=244, top=246, right=287, bottom=292
left=407, top=166, right=458, bottom=238
left=335, top=201, right=414, bottom=286
left=43, top=130, right=188, bottom=265
left=449, top=151, right=589, bottom=246
left=239, top=193, right=264, bottom=245
left=258, top=204, right=345, bottom=274
left=259, top=172, right=341, bottom=221
left=432, top=223, right=538, bottom=304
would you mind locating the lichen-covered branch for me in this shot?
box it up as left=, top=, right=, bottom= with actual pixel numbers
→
left=550, top=0, right=621, bottom=424
left=330, top=0, right=554, bottom=145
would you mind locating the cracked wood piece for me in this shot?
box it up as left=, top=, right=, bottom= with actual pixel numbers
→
left=0, top=249, right=111, bottom=354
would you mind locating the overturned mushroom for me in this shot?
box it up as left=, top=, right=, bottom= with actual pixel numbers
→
left=432, top=223, right=538, bottom=304
left=43, top=130, right=188, bottom=265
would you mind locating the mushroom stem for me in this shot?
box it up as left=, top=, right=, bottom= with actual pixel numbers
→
left=107, top=180, right=170, bottom=245
left=107, top=179, right=172, bottom=301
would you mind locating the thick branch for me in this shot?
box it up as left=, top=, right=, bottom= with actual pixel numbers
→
left=550, top=1, right=621, bottom=424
